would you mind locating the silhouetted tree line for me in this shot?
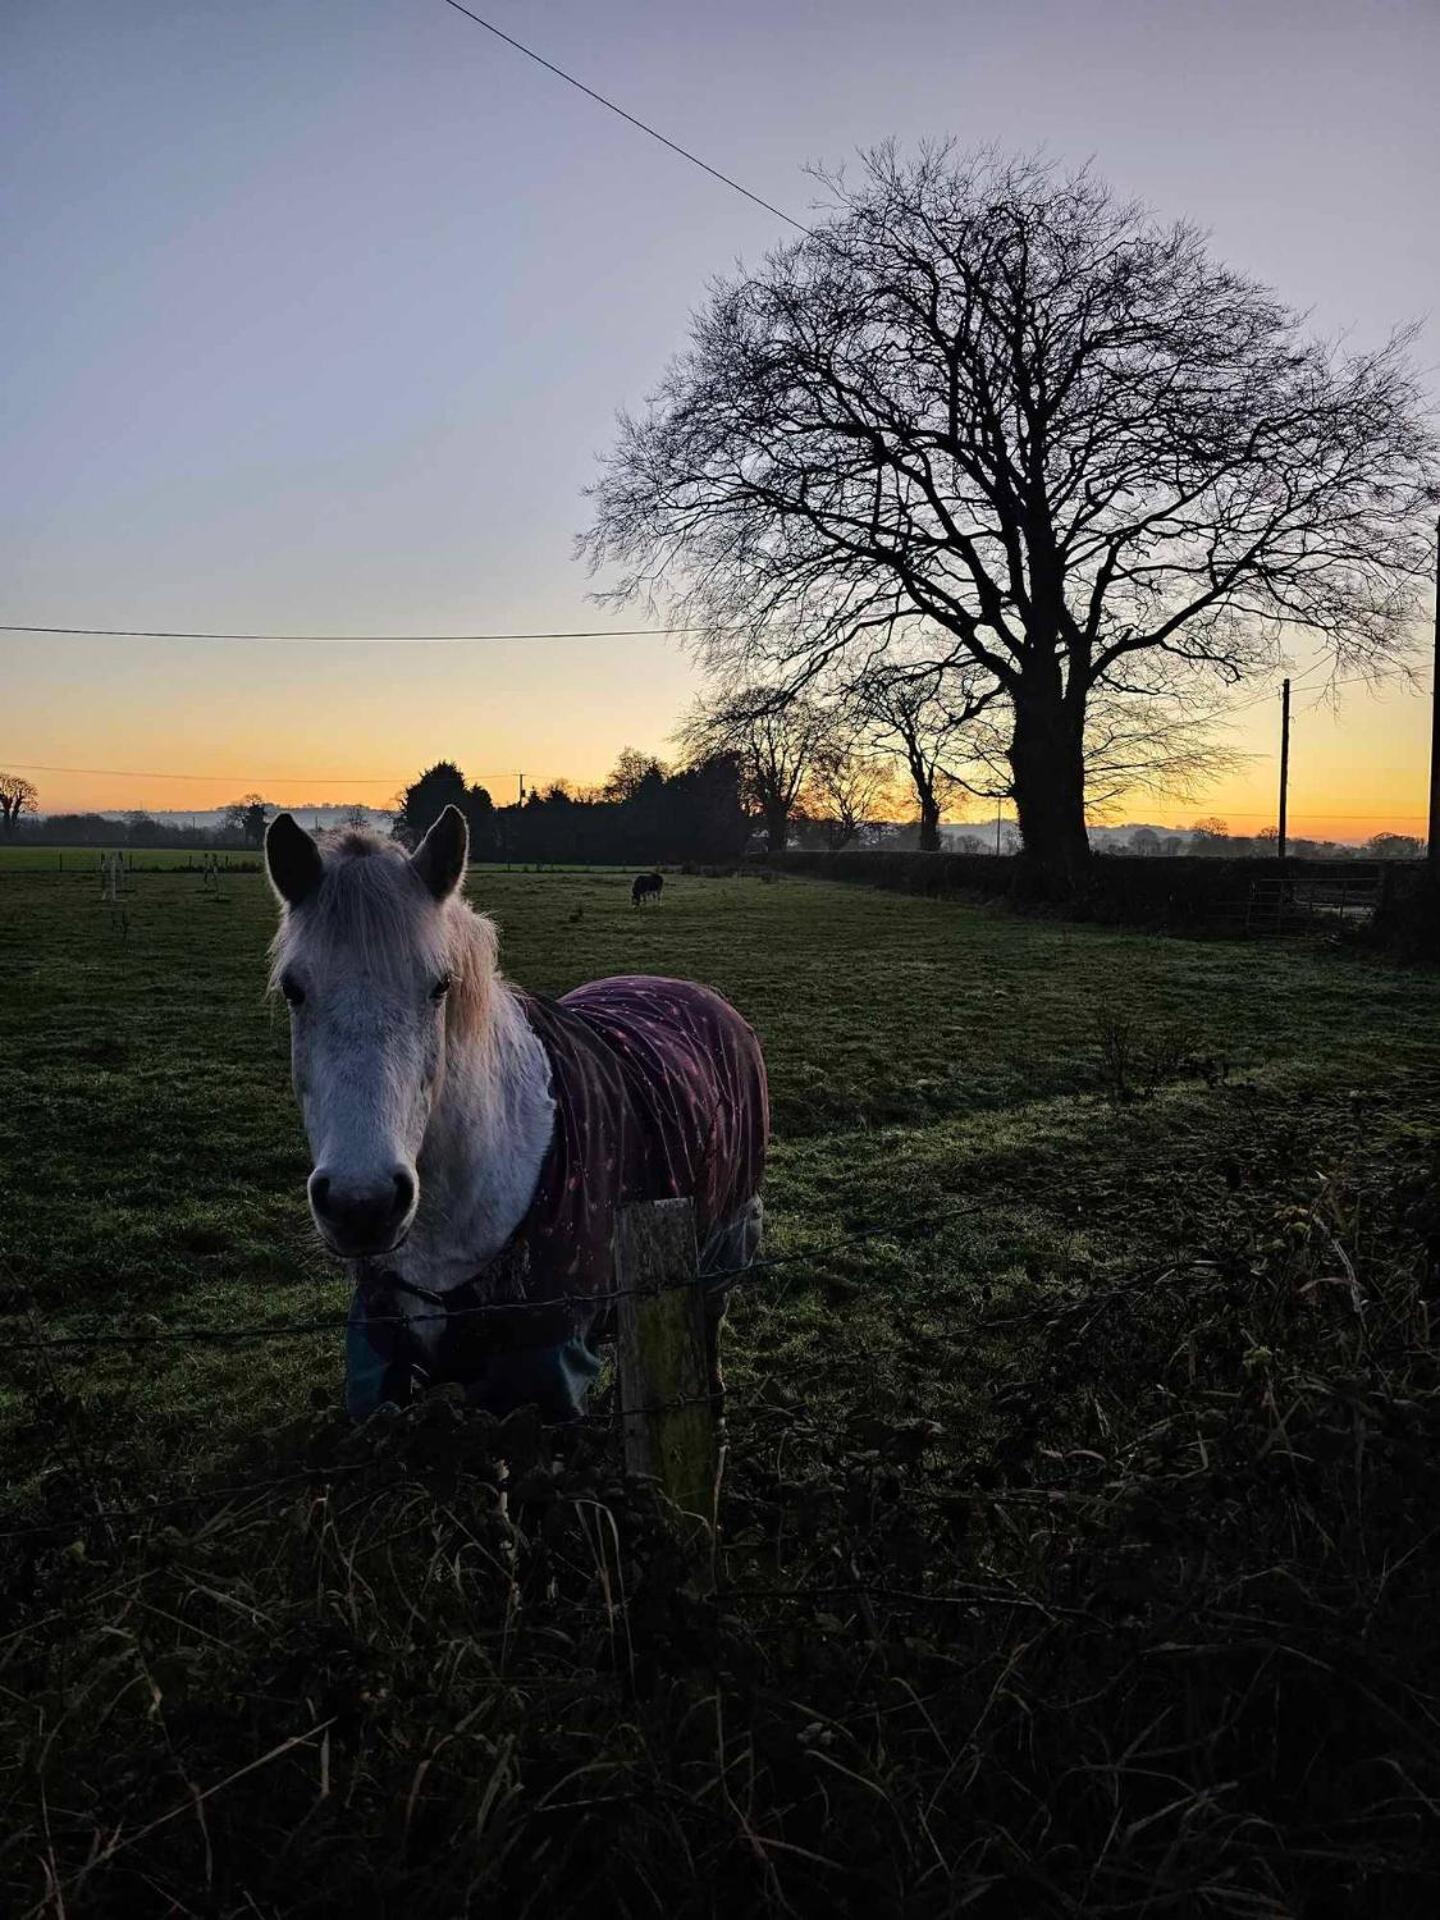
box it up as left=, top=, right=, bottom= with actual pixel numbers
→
left=16, top=812, right=256, bottom=849
left=9, top=796, right=371, bottom=851
left=392, top=754, right=749, bottom=866
left=1126, top=821, right=1426, bottom=861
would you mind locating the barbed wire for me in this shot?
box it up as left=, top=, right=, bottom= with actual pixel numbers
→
left=1, top=1199, right=996, bottom=1356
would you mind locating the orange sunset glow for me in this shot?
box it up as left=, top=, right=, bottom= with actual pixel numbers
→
left=6, top=628, right=1431, bottom=846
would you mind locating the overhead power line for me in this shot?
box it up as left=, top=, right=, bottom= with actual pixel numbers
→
left=4, top=634, right=1419, bottom=704
left=0, top=623, right=706, bottom=643
left=437, top=0, right=809, bottom=234
left=0, top=762, right=519, bottom=787
left=0, top=762, right=400, bottom=786
left=7, top=8, right=812, bottom=656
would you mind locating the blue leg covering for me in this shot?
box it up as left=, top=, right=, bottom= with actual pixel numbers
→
left=345, top=1288, right=602, bottom=1425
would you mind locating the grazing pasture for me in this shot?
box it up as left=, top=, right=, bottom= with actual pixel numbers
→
left=3, top=865, right=1440, bottom=1915
left=0, top=845, right=263, bottom=873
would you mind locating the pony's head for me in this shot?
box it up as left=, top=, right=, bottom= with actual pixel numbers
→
left=265, top=806, right=494, bottom=1258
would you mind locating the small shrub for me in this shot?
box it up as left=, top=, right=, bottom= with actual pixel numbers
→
left=1093, top=1012, right=1226, bottom=1104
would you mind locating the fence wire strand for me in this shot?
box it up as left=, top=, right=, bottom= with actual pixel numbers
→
left=2, top=1199, right=996, bottom=1355
left=0, top=1198, right=1019, bottom=1546
left=0, top=1190, right=1078, bottom=1555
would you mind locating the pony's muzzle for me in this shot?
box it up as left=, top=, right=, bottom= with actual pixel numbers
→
left=309, top=1165, right=417, bottom=1256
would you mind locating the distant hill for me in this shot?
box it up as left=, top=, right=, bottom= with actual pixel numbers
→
left=935, top=820, right=1371, bottom=853
left=34, top=805, right=395, bottom=832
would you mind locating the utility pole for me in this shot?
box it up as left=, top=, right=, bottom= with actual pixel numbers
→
left=518, top=771, right=526, bottom=806
left=1428, top=514, right=1440, bottom=870
left=994, top=802, right=1002, bottom=856
left=1277, top=677, right=1291, bottom=863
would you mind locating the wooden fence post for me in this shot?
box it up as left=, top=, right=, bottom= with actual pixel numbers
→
left=614, top=1198, right=719, bottom=1538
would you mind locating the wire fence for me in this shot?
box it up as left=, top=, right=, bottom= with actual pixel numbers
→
left=0, top=1377, right=1097, bottom=1551
left=0, top=1197, right=1009, bottom=1545
left=2, top=1200, right=994, bottom=1356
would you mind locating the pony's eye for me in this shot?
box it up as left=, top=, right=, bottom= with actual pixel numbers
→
left=280, top=973, right=305, bottom=1008
left=431, top=973, right=452, bottom=1003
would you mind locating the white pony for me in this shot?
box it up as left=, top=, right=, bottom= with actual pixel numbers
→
left=265, top=807, right=767, bottom=1421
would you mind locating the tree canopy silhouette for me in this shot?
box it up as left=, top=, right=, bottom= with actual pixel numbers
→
left=847, top=663, right=995, bottom=850
left=583, top=145, right=1437, bottom=893
left=0, top=773, right=38, bottom=834
left=223, top=795, right=271, bottom=848
left=677, top=692, right=833, bottom=852
left=394, top=762, right=496, bottom=856
left=496, top=751, right=747, bottom=865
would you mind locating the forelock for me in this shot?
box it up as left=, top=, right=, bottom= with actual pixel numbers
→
left=268, top=830, right=501, bottom=1035
left=269, top=831, right=445, bottom=989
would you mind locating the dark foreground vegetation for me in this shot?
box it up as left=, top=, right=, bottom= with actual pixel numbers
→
left=3, top=867, right=1440, bottom=1915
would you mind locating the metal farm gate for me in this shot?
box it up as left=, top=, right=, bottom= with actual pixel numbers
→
left=1226, top=864, right=1387, bottom=937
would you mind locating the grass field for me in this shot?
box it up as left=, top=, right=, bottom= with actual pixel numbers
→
left=0, top=845, right=265, bottom=873
left=0, top=847, right=665, bottom=873
left=3, top=865, right=1440, bottom=1915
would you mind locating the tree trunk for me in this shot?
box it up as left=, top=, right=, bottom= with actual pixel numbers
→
left=764, top=806, right=789, bottom=853
left=1007, top=687, right=1092, bottom=896
left=918, top=793, right=941, bottom=852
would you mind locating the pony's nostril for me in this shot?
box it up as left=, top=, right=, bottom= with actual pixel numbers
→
left=393, top=1169, right=416, bottom=1217
left=310, top=1173, right=332, bottom=1217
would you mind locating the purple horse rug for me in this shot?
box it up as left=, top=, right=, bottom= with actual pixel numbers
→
left=346, top=975, right=768, bottom=1421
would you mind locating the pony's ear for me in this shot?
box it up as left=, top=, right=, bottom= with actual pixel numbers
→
left=411, top=805, right=469, bottom=901
left=265, top=813, right=324, bottom=909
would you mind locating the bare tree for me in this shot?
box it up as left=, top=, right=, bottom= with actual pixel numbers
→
left=1366, top=831, right=1425, bottom=859
left=802, top=740, right=896, bottom=848
left=1189, top=817, right=1232, bottom=856
left=583, top=146, right=1437, bottom=894
left=845, top=648, right=1243, bottom=852
left=677, top=690, right=831, bottom=851
left=1075, top=675, right=1248, bottom=816
left=848, top=662, right=995, bottom=850
left=224, top=794, right=272, bottom=848
left=602, top=747, right=669, bottom=803
left=0, top=773, right=38, bottom=834
left=343, top=804, right=369, bottom=830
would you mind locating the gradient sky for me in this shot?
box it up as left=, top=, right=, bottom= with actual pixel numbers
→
left=3, top=0, right=1437, bottom=839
